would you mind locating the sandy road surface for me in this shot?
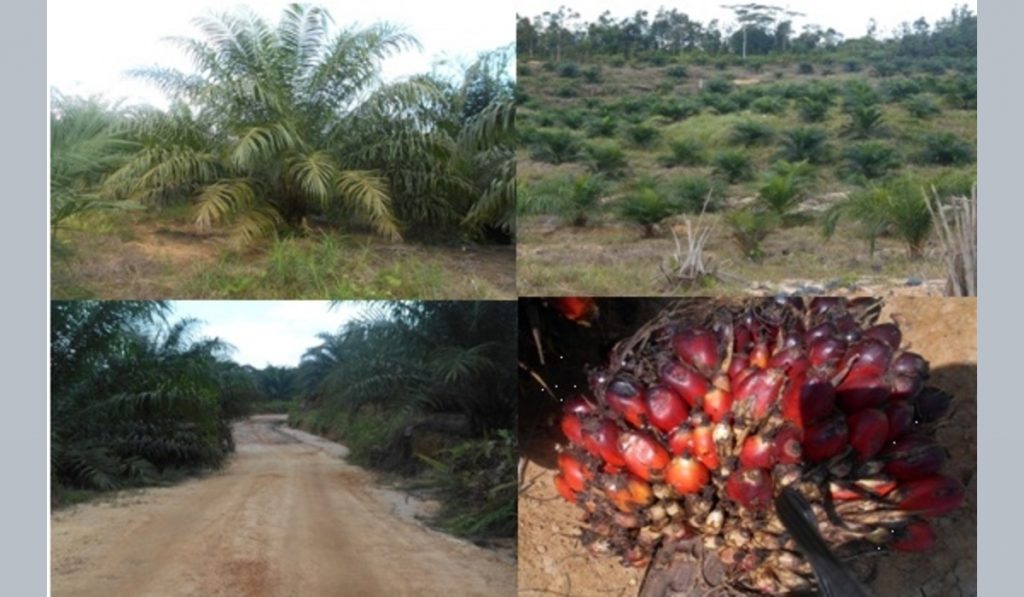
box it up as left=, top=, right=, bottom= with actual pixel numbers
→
left=51, top=415, right=515, bottom=596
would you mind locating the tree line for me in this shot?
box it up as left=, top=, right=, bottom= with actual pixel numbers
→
left=516, top=3, right=976, bottom=62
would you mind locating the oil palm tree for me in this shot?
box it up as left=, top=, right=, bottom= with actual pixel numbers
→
left=105, top=4, right=439, bottom=242
left=49, top=93, right=139, bottom=240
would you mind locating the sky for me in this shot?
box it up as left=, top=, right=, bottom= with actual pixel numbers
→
left=515, top=0, right=977, bottom=40
left=170, top=300, right=368, bottom=368
left=48, top=0, right=514, bottom=109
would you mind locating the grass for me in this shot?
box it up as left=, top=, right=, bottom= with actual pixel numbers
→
left=51, top=210, right=514, bottom=299
left=518, top=214, right=946, bottom=296
left=517, top=56, right=974, bottom=295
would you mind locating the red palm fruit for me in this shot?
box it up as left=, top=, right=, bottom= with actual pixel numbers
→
left=750, top=342, right=770, bottom=369
left=808, top=337, right=847, bottom=367
left=558, top=453, right=592, bottom=492
left=734, top=368, right=786, bottom=421
left=739, top=434, right=776, bottom=469
left=863, top=323, right=902, bottom=349
left=914, top=387, right=953, bottom=423
left=703, top=383, right=734, bottom=423
left=891, top=374, right=923, bottom=400
left=667, top=426, right=693, bottom=456
left=836, top=370, right=892, bottom=412
left=551, top=297, right=598, bottom=323
left=829, top=477, right=898, bottom=501
left=891, top=351, right=929, bottom=379
left=627, top=476, right=654, bottom=506
left=894, top=475, right=965, bottom=517
left=582, top=420, right=627, bottom=468
left=891, top=520, right=937, bottom=552
left=728, top=353, right=750, bottom=383
left=734, top=324, right=753, bottom=354
left=673, top=328, right=720, bottom=374
left=883, top=399, right=915, bottom=441
left=773, top=424, right=803, bottom=464
left=882, top=435, right=946, bottom=481
left=839, top=339, right=894, bottom=380
left=847, top=409, right=889, bottom=461
left=665, top=455, right=710, bottom=494
left=554, top=473, right=577, bottom=503
left=618, top=431, right=670, bottom=481
left=804, top=321, right=837, bottom=345
left=691, top=424, right=720, bottom=470
left=645, top=385, right=689, bottom=432
left=809, top=297, right=847, bottom=318
left=560, top=397, right=595, bottom=444
left=779, top=331, right=803, bottom=351
left=802, top=412, right=849, bottom=462
left=726, top=468, right=774, bottom=510
left=605, top=378, right=649, bottom=428
left=602, top=476, right=635, bottom=512
left=768, top=347, right=810, bottom=378
left=659, top=361, right=710, bottom=407
left=782, top=377, right=836, bottom=429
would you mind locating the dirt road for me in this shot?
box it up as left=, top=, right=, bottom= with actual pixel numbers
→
left=51, top=415, right=515, bottom=596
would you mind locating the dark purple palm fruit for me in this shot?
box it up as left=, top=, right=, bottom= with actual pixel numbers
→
left=552, top=298, right=964, bottom=595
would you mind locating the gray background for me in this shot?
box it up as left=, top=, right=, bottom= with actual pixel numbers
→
left=1, top=0, right=46, bottom=592
left=0, top=0, right=1012, bottom=593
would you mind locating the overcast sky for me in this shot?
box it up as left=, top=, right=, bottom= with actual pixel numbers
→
left=170, top=301, right=368, bottom=368
left=49, top=0, right=514, bottom=108
left=516, top=0, right=977, bottom=40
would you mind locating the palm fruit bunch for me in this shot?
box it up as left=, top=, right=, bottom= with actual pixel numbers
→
left=552, top=298, right=965, bottom=594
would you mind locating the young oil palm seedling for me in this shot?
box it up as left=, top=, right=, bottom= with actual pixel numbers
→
left=757, top=161, right=815, bottom=219
left=553, top=298, right=964, bottom=595
left=824, top=177, right=932, bottom=258
left=617, top=187, right=679, bottom=238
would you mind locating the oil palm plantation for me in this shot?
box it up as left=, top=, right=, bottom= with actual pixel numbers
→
left=51, top=301, right=239, bottom=497
left=104, top=4, right=444, bottom=241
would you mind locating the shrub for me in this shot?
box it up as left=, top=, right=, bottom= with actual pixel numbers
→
left=665, top=65, right=689, bottom=79
left=624, top=123, right=661, bottom=148
left=824, top=177, right=932, bottom=258
left=556, top=86, right=577, bottom=98
left=757, top=161, right=814, bottom=216
left=586, top=115, right=618, bottom=137
left=843, top=141, right=902, bottom=180
left=724, top=208, right=780, bottom=262
left=529, top=129, right=580, bottom=164
left=582, top=66, right=602, bottom=83
left=713, top=149, right=754, bottom=183
left=797, top=97, right=829, bottom=122
left=558, top=63, right=580, bottom=78
left=751, top=96, right=787, bottom=115
left=880, top=77, right=923, bottom=102
left=671, top=176, right=724, bottom=212
left=559, top=109, right=586, bottom=130
left=659, top=138, right=707, bottom=167
left=780, top=127, right=830, bottom=164
left=918, top=132, right=975, bottom=166
left=617, top=187, right=680, bottom=237
left=730, top=119, right=775, bottom=147
left=584, top=140, right=629, bottom=177
left=705, top=78, right=734, bottom=94
left=841, top=104, right=887, bottom=138
left=654, top=99, right=700, bottom=121
left=798, top=62, right=815, bottom=75
left=703, top=94, right=741, bottom=114
left=904, top=94, right=941, bottom=119
left=941, top=75, right=976, bottom=109
left=518, top=174, right=605, bottom=226
left=843, top=61, right=861, bottom=73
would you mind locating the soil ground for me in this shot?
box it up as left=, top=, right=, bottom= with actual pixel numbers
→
left=51, top=415, right=516, bottom=596
left=517, top=297, right=976, bottom=596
